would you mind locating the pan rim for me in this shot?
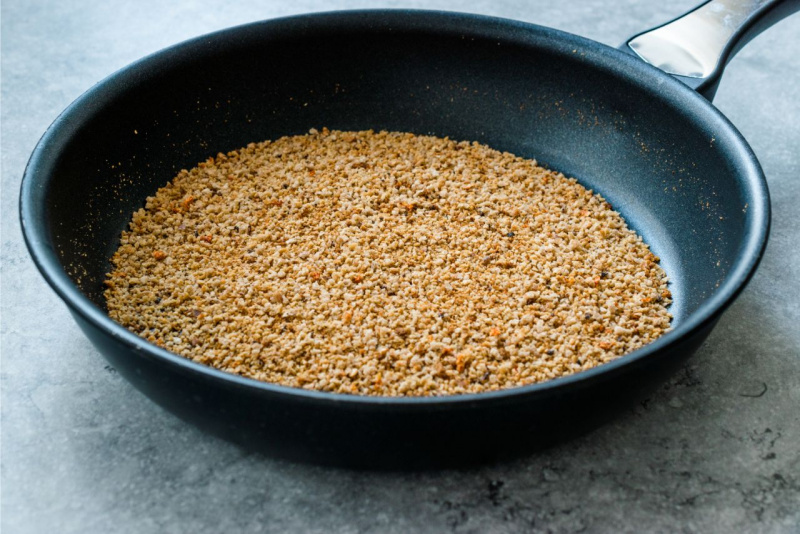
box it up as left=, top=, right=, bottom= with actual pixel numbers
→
left=19, top=9, right=770, bottom=407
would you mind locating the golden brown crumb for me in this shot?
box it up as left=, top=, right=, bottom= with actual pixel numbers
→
left=105, top=129, right=671, bottom=396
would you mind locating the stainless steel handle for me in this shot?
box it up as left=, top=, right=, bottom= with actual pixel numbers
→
left=623, top=0, right=800, bottom=99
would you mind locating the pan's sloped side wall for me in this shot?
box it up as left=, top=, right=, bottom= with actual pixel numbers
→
left=40, top=13, right=758, bottom=325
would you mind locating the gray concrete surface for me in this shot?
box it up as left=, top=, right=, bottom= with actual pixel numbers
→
left=2, top=0, right=799, bottom=532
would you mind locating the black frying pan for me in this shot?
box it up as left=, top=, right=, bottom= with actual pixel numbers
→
left=20, top=1, right=799, bottom=468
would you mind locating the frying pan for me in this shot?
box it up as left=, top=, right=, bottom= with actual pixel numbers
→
left=20, top=0, right=799, bottom=468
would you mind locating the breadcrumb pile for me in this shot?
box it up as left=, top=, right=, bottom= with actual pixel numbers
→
left=105, top=129, right=671, bottom=396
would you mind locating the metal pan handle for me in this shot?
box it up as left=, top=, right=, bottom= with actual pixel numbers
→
left=623, top=0, right=800, bottom=100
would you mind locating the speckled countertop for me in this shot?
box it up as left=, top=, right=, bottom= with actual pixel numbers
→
left=2, top=1, right=799, bottom=532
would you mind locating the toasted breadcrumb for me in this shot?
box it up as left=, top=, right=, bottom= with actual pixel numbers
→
left=105, top=129, right=671, bottom=396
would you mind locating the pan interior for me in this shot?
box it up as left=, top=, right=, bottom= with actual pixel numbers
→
left=34, top=13, right=760, bottom=352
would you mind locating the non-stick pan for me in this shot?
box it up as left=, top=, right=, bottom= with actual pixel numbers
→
left=20, top=0, right=799, bottom=468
